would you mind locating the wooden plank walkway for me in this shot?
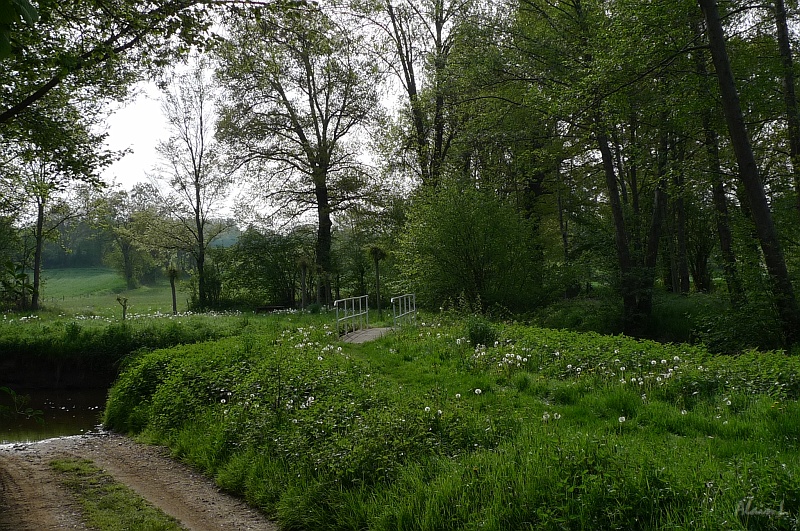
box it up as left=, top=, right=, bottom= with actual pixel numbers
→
left=341, top=327, right=394, bottom=344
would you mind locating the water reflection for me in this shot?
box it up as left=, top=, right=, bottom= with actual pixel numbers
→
left=0, top=388, right=107, bottom=443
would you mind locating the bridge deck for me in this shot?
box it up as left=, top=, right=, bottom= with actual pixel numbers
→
left=341, top=327, right=394, bottom=344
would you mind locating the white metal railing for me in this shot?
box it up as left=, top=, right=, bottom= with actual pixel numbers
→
left=334, top=295, right=369, bottom=336
left=391, top=293, right=417, bottom=327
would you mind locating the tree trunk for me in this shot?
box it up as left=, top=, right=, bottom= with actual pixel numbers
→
left=300, top=262, right=308, bottom=309
left=121, top=240, right=136, bottom=289
left=699, top=0, right=800, bottom=345
left=774, top=0, right=800, bottom=215
left=640, top=131, right=670, bottom=316
left=314, top=178, right=333, bottom=306
left=31, top=199, right=45, bottom=311
left=169, top=267, right=178, bottom=315
left=673, top=163, right=691, bottom=294
left=373, top=254, right=382, bottom=317
left=195, top=182, right=206, bottom=310
left=693, top=28, right=745, bottom=305
left=706, top=120, right=746, bottom=305
left=597, top=132, right=639, bottom=334
left=557, top=186, right=569, bottom=262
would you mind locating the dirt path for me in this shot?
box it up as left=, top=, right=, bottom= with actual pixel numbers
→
left=0, top=432, right=278, bottom=531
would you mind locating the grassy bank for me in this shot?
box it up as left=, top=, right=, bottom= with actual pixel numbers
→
left=105, top=316, right=800, bottom=530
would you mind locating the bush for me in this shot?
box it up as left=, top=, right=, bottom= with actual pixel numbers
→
left=397, top=184, right=545, bottom=312
left=465, top=315, right=497, bottom=347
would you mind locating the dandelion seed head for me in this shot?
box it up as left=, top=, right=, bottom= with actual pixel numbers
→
left=475, top=388, right=482, bottom=395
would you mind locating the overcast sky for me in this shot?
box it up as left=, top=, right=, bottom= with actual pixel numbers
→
left=101, top=82, right=168, bottom=190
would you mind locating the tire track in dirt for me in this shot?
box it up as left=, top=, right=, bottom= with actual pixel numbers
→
left=0, top=449, right=86, bottom=530
left=0, top=432, right=277, bottom=531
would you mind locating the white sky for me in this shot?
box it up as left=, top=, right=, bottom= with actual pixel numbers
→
left=100, top=82, right=168, bottom=190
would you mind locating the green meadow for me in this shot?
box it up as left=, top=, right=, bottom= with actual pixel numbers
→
left=105, top=317, right=800, bottom=530
left=4, top=268, right=800, bottom=529
left=38, top=268, right=176, bottom=318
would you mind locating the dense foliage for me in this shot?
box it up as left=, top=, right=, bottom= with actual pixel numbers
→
left=4, top=0, right=800, bottom=351
left=106, top=316, right=800, bottom=529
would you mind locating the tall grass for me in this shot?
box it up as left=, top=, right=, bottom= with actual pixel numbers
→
left=105, top=316, right=800, bottom=530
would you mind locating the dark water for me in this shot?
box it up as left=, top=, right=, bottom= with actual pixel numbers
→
left=0, top=388, right=107, bottom=444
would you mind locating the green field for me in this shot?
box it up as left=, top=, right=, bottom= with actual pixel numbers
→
left=39, top=268, right=177, bottom=317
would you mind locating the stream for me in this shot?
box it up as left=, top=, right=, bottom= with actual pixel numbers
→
left=1, top=388, right=107, bottom=444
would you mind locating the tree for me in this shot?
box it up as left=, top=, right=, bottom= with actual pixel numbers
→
left=0, top=0, right=38, bottom=58
left=148, top=59, right=231, bottom=310
left=369, top=244, right=386, bottom=315
left=93, top=186, right=161, bottom=289
left=354, top=0, right=475, bottom=189
left=215, top=226, right=309, bottom=307
left=216, top=4, right=382, bottom=306
left=772, top=0, right=800, bottom=215
left=9, top=158, right=88, bottom=310
left=698, top=0, right=800, bottom=345
left=1, top=0, right=212, bottom=127
left=0, top=88, right=113, bottom=310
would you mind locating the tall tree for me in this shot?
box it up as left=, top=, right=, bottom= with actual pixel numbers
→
left=698, top=0, right=800, bottom=345
left=359, top=0, right=472, bottom=188
left=216, top=4, right=381, bottom=305
left=149, top=59, right=231, bottom=310
left=93, top=186, right=161, bottom=289
left=772, top=0, right=800, bottom=215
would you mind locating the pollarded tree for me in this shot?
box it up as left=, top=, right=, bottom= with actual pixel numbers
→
left=215, top=4, right=382, bottom=305
left=149, top=59, right=232, bottom=310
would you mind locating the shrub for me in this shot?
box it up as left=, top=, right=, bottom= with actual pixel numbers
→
left=465, top=315, right=497, bottom=347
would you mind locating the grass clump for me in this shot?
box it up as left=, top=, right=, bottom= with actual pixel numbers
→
left=105, top=316, right=800, bottom=530
left=50, top=457, right=183, bottom=531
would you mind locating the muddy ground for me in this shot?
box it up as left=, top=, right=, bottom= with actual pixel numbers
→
left=0, top=432, right=278, bottom=530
